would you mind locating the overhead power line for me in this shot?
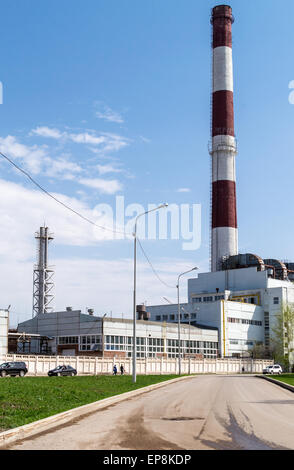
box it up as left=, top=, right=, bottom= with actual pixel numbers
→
left=0, top=151, right=127, bottom=236
left=137, top=237, right=176, bottom=289
left=0, top=150, right=175, bottom=289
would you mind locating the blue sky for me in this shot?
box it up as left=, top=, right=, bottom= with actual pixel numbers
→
left=1, top=0, right=294, bottom=325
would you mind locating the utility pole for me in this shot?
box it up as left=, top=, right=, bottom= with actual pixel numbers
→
left=132, top=203, right=168, bottom=383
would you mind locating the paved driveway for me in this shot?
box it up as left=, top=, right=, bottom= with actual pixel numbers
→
left=10, top=375, right=294, bottom=450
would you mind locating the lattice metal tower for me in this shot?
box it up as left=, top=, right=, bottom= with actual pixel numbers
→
left=33, top=226, right=55, bottom=316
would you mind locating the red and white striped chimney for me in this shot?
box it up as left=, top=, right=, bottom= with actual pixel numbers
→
left=210, top=5, right=238, bottom=272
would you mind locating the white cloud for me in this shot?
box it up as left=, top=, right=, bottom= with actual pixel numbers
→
left=177, top=188, right=191, bottom=193
left=0, top=179, right=116, bottom=259
left=45, top=158, right=83, bottom=179
left=0, top=179, right=198, bottom=326
left=95, top=104, right=124, bottom=124
left=31, top=127, right=64, bottom=139
left=97, top=164, right=124, bottom=175
left=30, top=126, right=129, bottom=154
left=89, top=132, right=129, bottom=154
left=0, top=135, right=47, bottom=175
left=79, top=177, right=123, bottom=194
left=0, top=129, right=129, bottom=187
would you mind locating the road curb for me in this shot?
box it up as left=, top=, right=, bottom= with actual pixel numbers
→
left=0, top=374, right=193, bottom=449
left=255, top=375, right=294, bottom=393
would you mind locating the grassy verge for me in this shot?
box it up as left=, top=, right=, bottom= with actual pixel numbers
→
left=269, top=374, right=294, bottom=386
left=0, top=374, right=180, bottom=432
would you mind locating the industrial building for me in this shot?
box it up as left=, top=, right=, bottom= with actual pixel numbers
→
left=148, top=263, right=294, bottom=358
left=1, top=5, right=292, bottom=365
left=148, top=5, right=294, bottom=363
left=17, top=308, right=218, bottom=359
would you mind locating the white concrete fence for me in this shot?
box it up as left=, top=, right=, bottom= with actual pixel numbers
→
left=0, top=354, right=273, bottom=376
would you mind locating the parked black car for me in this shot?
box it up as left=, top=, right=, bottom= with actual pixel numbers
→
left=48, top=365, right=77, bottom=377
left=0, top=361, right=28, bottom=377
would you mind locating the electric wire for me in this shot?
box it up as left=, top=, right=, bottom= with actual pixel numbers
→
left=0, top=150, right=174, bottom=289
left=137, top=237, right=176, bottom=289
left=0, top=151, right=128, bottom=236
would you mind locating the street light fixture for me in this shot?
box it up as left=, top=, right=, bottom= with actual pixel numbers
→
left=177, top=267, right=198, bottom=375
left=132, top=203, right=168, bottom=383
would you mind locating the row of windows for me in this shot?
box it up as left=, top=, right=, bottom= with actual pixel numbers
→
left=80, top=335, right=102, bottom=351
left=105, top=335, right=218, bottom=358
left=58, top=335, right=102, bottom=351
left=190, top=295, right=280, bottom=306
left=227, top=317, right=262, bottom=326
left=192, top=295, right=225, bottom=304
left=58, top=336, right=79, bottom=345
left=155, top=313, right=197, bottom=322
left=229, top=340, right=254, bottom=346
left=57, top=334, right=218, bottom=357
left=166, top=339, right=218, bottom=359
left=167, top=339, right=218, bottom=349
left=231, top=297, right=258, bottom=305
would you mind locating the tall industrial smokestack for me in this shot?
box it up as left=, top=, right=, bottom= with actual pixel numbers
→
left=210, top=4, right=238, bottom=271
left=33, top=226, right=55, bottom=316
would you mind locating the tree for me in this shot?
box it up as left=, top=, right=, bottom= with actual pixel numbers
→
left=250, top=342, right=274, bottom=359
left=271, top=303, right=294, bottom=371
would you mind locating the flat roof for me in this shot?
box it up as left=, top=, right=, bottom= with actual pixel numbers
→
left=19, top=312, right=217, bottom=333
left=103, top=316, right=218, bottom=331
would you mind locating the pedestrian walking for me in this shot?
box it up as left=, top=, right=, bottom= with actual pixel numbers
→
left=113, top=364, right=117, bottom=375
left=120, top=364, right=124, bottom=375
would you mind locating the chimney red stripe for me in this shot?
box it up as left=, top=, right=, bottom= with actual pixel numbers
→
left=212, top=90, right=234, bottom=137
left=212, top=180, right=237, bottom=228
left=211, top=5, right=234, bottom=48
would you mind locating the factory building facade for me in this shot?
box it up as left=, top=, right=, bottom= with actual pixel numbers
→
left=143, top=6, right=294, bottom=363
left=17, top=309, right=219, bottom=359
left=1, top=6, right=292, bottom=368
left=148, top=265, right=294, bottom=360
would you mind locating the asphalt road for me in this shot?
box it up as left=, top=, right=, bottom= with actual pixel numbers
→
left=10, top=375, right=294, bottom=450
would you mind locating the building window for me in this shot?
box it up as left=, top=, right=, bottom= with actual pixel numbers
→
left=273, top=297, right=279, bottom=305
left=215, top=295, right=225, bottom=301
left=170, top=314, right=175, bottom=321
left=231, top=294, right=260, bottom=305
left=79, top=335, right=101, bottom=351
left=192, top=297, right=202, bottom=303
left=166, top=339, right=218, bottom=358
left=155, top=315, right=161, bottom=321
left=203, top=296, right=213, bottom=302
left=58, top=336, right=78, bottom=345
left=228, top=317, right=262, bottom=326
left=147, top=338, right=164, bottom=357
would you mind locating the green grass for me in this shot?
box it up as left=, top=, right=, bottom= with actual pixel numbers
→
left=270, top=374, right=294, bottom=386
left=0, top=374, right=180, bottom=432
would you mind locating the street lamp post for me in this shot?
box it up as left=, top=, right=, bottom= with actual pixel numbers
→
left=177, top=267, right=198, bottom=375
left=101, top=313, right=107, bottom=358
left=132, top=203, right=168, bottom=383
